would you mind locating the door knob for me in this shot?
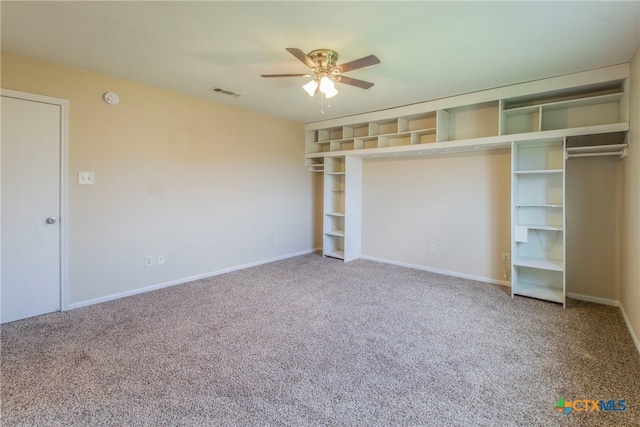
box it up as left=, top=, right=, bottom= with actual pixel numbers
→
left=46, top=217, right=57, bottom=224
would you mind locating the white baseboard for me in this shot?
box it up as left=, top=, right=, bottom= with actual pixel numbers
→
left=359, top=255, right=511, bottom=287
left=565, top=292, right=619, bottom=307
left=68, top=249, right=317, bottom=310
left=619, top=303, right=640, bottom=357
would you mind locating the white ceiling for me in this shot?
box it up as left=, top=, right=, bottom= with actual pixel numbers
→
left=2, top=1, right=639, bottom=124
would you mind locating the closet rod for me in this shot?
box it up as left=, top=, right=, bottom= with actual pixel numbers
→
left=567, top=151, right=625, bottom=159
left=565, top=143, right=628, bottom=160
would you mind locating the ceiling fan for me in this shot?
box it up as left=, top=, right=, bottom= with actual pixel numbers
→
left=261, top=48, right=380, bottom=99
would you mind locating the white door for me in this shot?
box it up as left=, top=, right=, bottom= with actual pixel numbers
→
left=1, top=95, right=62, bottom=323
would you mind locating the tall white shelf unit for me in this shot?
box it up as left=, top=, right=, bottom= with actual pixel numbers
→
left=323, top=156, right=362, bottom=261
left=511, top=139, right=566, bottom=305
left=304, top=64, right=629, bottom=305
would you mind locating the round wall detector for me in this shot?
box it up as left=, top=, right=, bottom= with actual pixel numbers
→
left=103, top=91, right=120, bottom=105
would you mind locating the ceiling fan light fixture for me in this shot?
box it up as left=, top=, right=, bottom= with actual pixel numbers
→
left=319, top=76, right=338, bottom=98
left=323, top=84, right=338, bottom=99
left=319, top=76, right=334, bottom=93
left=303, top=79, right=319, bottom=96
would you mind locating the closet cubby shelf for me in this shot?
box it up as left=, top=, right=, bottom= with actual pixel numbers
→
left=305, top=64, right=629, bottom=160
left=503, top=92, right=623, bottom=114
left=305, top=122, right=628, bottom=160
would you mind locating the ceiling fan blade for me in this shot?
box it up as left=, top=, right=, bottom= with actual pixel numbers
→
left=261, top=74, right=311, bottom=78
left=335, top=75, right=375, bottom=90
left=337, top=54, right=380, bottom=73
left=286, top=48, right=316, bottom=68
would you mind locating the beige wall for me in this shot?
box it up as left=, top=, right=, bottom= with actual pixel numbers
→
left=361, top=149, right=512, bottom=283
left=621, top=44, right=640, bottom=349
left=1, top=52, right=317, bottom=306
left=565, top=157, right=620, bottom=301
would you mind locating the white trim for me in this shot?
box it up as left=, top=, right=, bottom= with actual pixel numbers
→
left=565, top=292, right=619, bottom=307
left=68, top=249, right=316, bottom=310
left=0, top=89, right=70, bottom=312
left=619, top=303, right=640, bottom=357
left=359, top=255, right=511, bottom=287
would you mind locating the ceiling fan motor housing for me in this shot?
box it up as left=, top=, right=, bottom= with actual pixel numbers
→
left=308, top=49, right=339, bottom=74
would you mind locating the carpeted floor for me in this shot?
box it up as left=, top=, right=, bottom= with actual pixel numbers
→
left=1, top=253, right=639, bottom=426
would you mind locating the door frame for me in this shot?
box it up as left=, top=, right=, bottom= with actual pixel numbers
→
left=1, top=88, right=70, bottom=312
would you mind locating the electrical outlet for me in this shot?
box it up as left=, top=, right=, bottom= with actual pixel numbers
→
left=274, top=234, right=279, bottom=243
left=145, top=255, right=153, bottom=267
left=157, top=254, right=165, bottom=265
left=430, top=244, right=436, bottom=252
left=502, top=253, right=510, bottom=263
left=366, top=235, right=372, bottom=244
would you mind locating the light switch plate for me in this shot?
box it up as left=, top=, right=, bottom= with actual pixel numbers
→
left=78, top=172, right=95, bottom=185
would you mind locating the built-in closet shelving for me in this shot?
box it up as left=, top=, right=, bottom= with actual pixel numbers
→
left=511, top=139, right=566, bottom=305
left=323, top=156, right=362, bottom=261
left=323, top=156, right=345, bottom=259
left=304, top=64, right=630, bottom=304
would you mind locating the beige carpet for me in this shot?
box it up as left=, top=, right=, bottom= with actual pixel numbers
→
left=2, top=253, right=639, bottom=426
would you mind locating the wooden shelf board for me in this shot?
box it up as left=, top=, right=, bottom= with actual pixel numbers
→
left=513, top=169, right=563, bottom=175
left=378, top=131, right=412, bottom=138
left=512, top=282, right=564, bottom=304
left=515, top=203, right=563, bottom=208
left=542, top=92, right=623, bottom=112
left=324, top=250, right=344, bottom=260
left=324, top=230, right=345, bottom=237
left=412, top=127, right=437, bottom=135
left=503, top=105, right=540, bottom=116
left=514, top=257, right=563, bottom=271
left=325, top=212, right=345, bottom=217
left=517, top=225, right=563, bottom=231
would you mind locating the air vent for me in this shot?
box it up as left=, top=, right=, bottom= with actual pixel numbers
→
left=209, top=87, right=242, bottom=97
